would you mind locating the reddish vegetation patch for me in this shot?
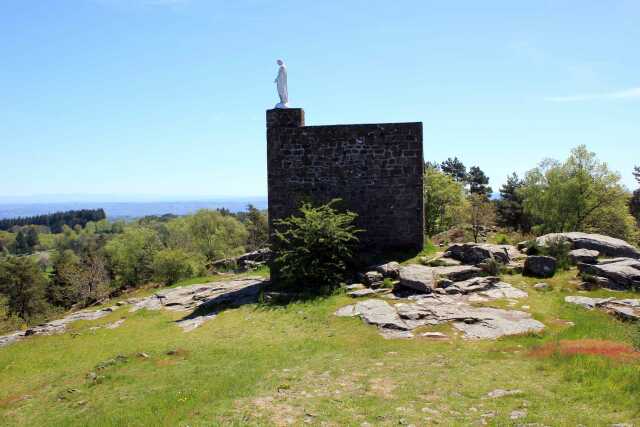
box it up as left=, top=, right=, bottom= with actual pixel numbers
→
left=0, top=393, right=30, bottom=408
left=530, top=339, right=640, bottom=362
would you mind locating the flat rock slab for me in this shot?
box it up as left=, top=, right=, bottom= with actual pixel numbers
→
left=348, top=288, right=377, bottom=298
left=0, top=277, right=266, bottom=348
left=335, top=281, right=542, bottom=340
left=354, top=299, right=410, bottom=330
left=565, top=295, right=640, bottom=321
left=452, top=307, right=544, bottom=339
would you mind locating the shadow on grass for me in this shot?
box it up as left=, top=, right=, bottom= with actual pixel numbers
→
left=177, top=279, right=268, bottom=322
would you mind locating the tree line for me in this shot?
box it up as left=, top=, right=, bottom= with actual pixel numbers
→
left=424, top=145, right=640, bottom=244
left=0, top=209, right=106, bottom=233
left=0, top=206, right=268, bottom=325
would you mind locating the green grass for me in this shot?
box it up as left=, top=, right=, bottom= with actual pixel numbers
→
left=1, top=268, right=639, bottom=426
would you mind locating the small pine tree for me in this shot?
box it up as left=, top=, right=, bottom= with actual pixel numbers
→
left=440, top=157, right=467, bottom=182
left=496, top=173, right=530, bottom=231
left=467, top=166, right=493, bottom=198
left=273, top=199, right=362, bottom=291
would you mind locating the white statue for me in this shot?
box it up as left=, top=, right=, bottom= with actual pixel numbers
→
left=274, top=59, right=289, bottom=108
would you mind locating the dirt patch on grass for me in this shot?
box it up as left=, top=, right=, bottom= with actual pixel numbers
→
left=248, top=396, right=301, bottom=426
left=530, top=339, right=640, bottom=362
left=368, top=377, right=396, bottom=398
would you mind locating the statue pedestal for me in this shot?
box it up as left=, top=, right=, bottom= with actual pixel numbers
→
left=266, top=108, right=305, bottom=128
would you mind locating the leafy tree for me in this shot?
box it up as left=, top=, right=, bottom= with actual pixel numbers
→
left=632, top=166, right=640, bottom=226
left=423, top=166, right=468, bottom=236
left=467, top=166, right=493, bottom=197
left=244, top=204, right=269, bottom=251
left=48, top=249, right=111, bottom=308
left=13, top=230, right=30, bottom=255
left=152, top=249, right=203, bottom=285
left=496, top=173, right=530, bottom=231
left=0, top=231, right=14, bottom=256
left=468, top=194, right=496, bottom=243
left=47, top=250, right=83, bottom=308
left=105, top=227, right=163, bottom=288
left=273, top=200, right=361, bottom=291
left=631, top=190, right=640, bottom=226
left=440, top=157, right=467, bottom=182
left=0, top=256, right=49, bottom=322
left=185, top=210, right=248, bottom=263
left=520, top=145, right=638, bottom=241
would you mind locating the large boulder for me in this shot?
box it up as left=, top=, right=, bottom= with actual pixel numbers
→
left=578, top=258, right=640, bottom=290
left=398, top=265, right=436, bottom=293
left=524, top=256, right=557, bottom=278
left=444, top=243, right=520, bottom=265
left=536, top=232, right=640, bottom=259
left=569, top=249, right=599, bottom=265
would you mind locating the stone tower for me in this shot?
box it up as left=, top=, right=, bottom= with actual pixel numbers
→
left=267, top=108, right=424, bottom=253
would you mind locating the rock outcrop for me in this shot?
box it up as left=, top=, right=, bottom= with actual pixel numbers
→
left=0, top=277, right=266, bottom=348
left=211, top=248, right=272, bottom=271
left=565, top=296, right=639, bottom=321
left=569, top=249, right=599, bottom=265
left=336, top=280, right=543, bottom=340
left=443, top=243, right=521, bottom=265
left=536, top=232, right=640, bottom=259
left=373, top=261, right=401, bottom=279
left=578, top=258, right=640, bottom=290
left=397, top=264, right=483, bottom=293
left=398, top=264, right=436, bottom=293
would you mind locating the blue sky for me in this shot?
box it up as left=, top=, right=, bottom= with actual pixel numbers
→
left=1, top=0, right=638, bottom=201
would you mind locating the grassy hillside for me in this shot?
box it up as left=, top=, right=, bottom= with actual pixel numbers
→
left=1, top=269, right=639, bottom=426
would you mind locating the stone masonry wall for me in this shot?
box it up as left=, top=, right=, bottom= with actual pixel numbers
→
left=267, top=108, right=424, bottom=253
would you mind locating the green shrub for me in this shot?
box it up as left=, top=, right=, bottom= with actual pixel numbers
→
left=542, top=236, right=572, bottom=270
left=525, top=239, right=541, bottom=255
left=273, top=199, right=362, bottom=292
left=152, top=249, right=204, bottom=285
left=481, top=258, right=502, bottom=276
left=494, top=233, right=510, bottom=245
left=0, top=256, right=49, bottom=322
left=105, top=227, right=163, bottom=288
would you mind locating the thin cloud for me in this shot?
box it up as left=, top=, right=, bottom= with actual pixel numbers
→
left=545, top=87, right=640, bottom=102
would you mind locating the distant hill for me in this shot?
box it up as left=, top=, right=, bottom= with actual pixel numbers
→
left=0, top=198, right=268, bottom=221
